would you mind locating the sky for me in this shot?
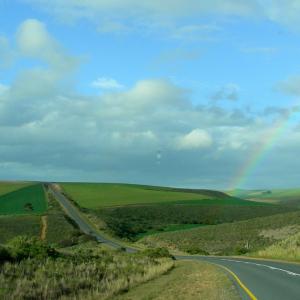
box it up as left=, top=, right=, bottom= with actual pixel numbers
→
left=1, top=0, right=300, bottom=189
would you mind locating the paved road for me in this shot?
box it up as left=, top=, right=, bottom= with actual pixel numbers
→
left=177, top=255, right=300, bottom=300
left=47, top=183, right=136, bottom=253
left=48, top=183, right=300, bottom=300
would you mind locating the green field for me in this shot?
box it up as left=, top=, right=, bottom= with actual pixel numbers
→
left=140, top=210, right=300, bottom=255
left=0, top=215, right=41, bottom=244
left=230, top=188, right=300, bottom=206
left=0, top=182, right=33, bottom=197
left=0, top=184, right=47, bottom=215
left=60, top=183, right=254, bottom=208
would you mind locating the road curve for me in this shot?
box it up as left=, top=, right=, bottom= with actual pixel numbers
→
left=47, top=183, right=300, bottom=300
left=177, top=255, right=300, bottom=300
left=47, top=183, right=137, bottom=253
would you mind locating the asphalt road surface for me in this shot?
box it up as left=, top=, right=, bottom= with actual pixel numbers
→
left=177, top=255, right=300, bottom=300
left=47, top=183, right=300, bottom=300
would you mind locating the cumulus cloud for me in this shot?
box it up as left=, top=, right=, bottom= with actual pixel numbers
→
left=210, top=84, right=240, bottom=102
left=0, top=36, right=14, bottom=69
left=23, top=0, right=300, bottom=34
left=176, top=129, right=212, bottom=150
left=92, top=77, right=124, bottom=90
left=1, top=18, right=300, bottom=189
left=17, top=19, right=77, bottom=71
left=23, top=0, right=260, bottom=37
left=0, top=83, right=9, bottom=95
left=276, top=76, right=300, bottom=96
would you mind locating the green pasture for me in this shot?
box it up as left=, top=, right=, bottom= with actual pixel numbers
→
left=0, top=184, right=47, bottom=215
left=0, top=182, right=33, bottom=197
left=60, top=183, right=243, bottom=208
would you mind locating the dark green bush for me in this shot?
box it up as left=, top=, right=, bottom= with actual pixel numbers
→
left=0, top=245, right=11, bottom=263
left=235, top=246, right=249, bottom=255
left=141, top=247, right=174, bottom=259
left=185, top=246, right=209, bottom=255
left=7, top=236, right=58, bottom=260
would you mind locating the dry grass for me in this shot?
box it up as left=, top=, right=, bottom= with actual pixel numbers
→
left=115, top=260, right=240, bottom=300
left=0, top=246, right=174, bottom=300
left=254, top=231, right=300, bottom=262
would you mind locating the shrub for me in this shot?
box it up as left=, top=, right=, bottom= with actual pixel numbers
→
left=185, top=246, right=209, bottom=255
left=235, top=246, right=249, bottom=255
left=0, top=245, right=11, bottom=263
left=141, top=247, right=174, bottom=259
left=7, top=236, right=58, bottom=260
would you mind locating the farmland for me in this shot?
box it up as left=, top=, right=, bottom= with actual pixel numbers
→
left=58, top=183, right=294, bottom=241
left=230, top=188, right=300, bottom=206
left=0, top=182, right=33, bottom=196
left=60, top=183, right=231, bottom=208
left=0, top=215, right=41, bottom=244
left=0, top=184, right=47, bottom=215
left=0, top=182, right=90, bottom=246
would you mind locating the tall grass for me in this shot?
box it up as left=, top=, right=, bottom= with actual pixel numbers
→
left=254, top=232, right=300, bottom=262
left=0, top=244, right=174, bottom=300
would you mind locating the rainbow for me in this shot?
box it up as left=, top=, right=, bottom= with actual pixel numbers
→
left=229, top=109, right=296, bottom=192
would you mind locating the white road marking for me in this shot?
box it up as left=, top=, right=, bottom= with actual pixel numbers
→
left=221, top=259, right=300, bottom=277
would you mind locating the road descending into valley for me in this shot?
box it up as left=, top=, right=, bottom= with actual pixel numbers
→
left=48, top=183, right=300, bottom=300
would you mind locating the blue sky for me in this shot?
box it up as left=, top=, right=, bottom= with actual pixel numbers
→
left=1, top=0, right=300, bottom=189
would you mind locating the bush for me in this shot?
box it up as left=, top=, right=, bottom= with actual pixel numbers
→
left=0, top=245, right=11, bottom=263
left=185, top=246, right=209, bottom=255
left=235, top=246, right=249, bottom=255
left=141, top=247, right=174, bottom=259
left=7, top=236, right=58, bottom=260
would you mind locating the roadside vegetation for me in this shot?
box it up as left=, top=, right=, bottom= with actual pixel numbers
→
left=0, top=215, right=41, bottom=244
left=0, top=236, right=174, bottom=300
left=140, top=211, right=300, bottom=255
left=253, top=231, right=300, bottom=262
left=116, top=260, right=240, bottom=300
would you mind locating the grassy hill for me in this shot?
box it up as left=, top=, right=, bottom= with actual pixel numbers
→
left=59, top=183, right=294, bottom=241
left=140, top=211, right=300, bottom=255
left=229, top=188, right=300, bottom=206
left=0, top=182, right=33, bottom=197
left=254, top=231, right=300, bottom=261
left=0, top=183, right=89, bottom=246
left=0, top=184, right=47, bottom=215
left=60, top=183, right=234, bottom=208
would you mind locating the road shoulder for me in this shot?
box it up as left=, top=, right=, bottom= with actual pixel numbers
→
left=115, top=260, right=240, bottom=300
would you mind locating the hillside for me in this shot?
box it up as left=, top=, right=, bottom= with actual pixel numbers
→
left=230, top=188, right=300, bottom=207
left=60, top=183, right=238, bottom=208
left=0, top=184, right=47, bottom=215
left=139, top=211, right=300, bottom=255
left=0, top=182, right=33, bottom=197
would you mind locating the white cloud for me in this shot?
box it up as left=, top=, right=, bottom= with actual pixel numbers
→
left=210, top=83, right=240, bottom=102
left=276, top=76, right=300, bottom=96
left=2, top=18, right=300, bottom=188
left=25, top=0, right=300, bottom=34
left=24, top=0, right=260, bottom=37
left=92, top=77, right=124, bottom=90
left=176, top=129, right=212, bottom=150
left=17, top=19, right=77, bottom=71
left=0, top=83, right=9, bottom=95
left=0, top=36, right=14, bottom=69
